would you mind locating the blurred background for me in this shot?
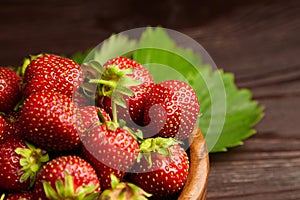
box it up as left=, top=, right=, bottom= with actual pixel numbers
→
left=1, top=0, right=300, bottom=199
left=0, top=0, right=268, bottom=67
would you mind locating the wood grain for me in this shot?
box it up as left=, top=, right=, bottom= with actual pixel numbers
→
left=181, top=1, right=300, bottom=199
left=0, top=0, right=300, bottom=199
left=179, top=128, right=209, bottom=200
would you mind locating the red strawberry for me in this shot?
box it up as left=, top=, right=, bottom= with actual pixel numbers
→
left=75, top=106, right=111, bottom=135
left=73, top=92, right=89, bottom=108
left=32, top=155, right=100, bottom=200
left=0, top=67, right=22, bottom=113
left=20, top=91, right=80, bottom=152
left=5, top=192, right=33, bottom=200
left=128, top=137, right=190, bottom=199
left=23, top=54, right=83, bottom=98
left=1, top=111, right=23, bottom=142
left=81, top=117, right=139, bottom=190
left=0, top=115, right=5, bottom=139
left=143, top=80, right=200, bottom=139
left=96, top=57, right=154, bottom=126
left=0, top=138, right=49, bottom=192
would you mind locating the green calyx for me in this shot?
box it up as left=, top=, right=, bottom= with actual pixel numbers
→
left=89, top=63, right=142, bottom=108
left=99, top=174, right=151, bottom=200
left=138, top=137, right=182, bottom=168
left=43, top=172, right=99, bottom=200
left=14, top=142, right=49, bottom=189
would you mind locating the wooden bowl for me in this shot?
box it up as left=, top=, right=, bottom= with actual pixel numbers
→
left=178, top=128, right=209, bottom=200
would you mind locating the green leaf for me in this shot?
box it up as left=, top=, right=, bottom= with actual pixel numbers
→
left=70, top=49, right=93, bottom=65
left=132, top=27, right=264, bottom=152
left=93, top=33, right=138, bottom=64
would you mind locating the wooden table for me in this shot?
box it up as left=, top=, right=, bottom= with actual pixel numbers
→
left=1, top=0, right=299, bottom=199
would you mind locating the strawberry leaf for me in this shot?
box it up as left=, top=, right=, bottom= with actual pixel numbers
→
left=132, top=27, right=264, bottom=152
left=70, top=49, right=92, bottom=65
left=93, top=33, right=138, bottom=64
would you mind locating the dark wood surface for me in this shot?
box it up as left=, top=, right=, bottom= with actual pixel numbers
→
left=1, top=0, right=300, bottom=199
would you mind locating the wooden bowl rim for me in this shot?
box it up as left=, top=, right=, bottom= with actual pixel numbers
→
left=178, top=128, right=209, bottom=200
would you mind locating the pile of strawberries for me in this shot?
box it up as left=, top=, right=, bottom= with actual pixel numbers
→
left=0, top=54, right=200, bottom=200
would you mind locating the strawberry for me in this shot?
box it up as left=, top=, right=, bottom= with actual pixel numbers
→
left=23, top=54, right=83, bottom=98
left=128, top=137, right=190, bottom=199
left=1, top=111, right=23, bottom=142
left=95, top=57, right=154, bottom=126
left=20, top=91, right=80, bottom=152
left=0, top=115, right=5, bottom=139
left=32, top=155, right=100, bottom=200
left=143, top=80, right=200, bottom=139
left=73, top=92, right=89, bottom=108
left=0, top=67, right=22, bottom=113
left=75, top=106, right=111, bottom=135
left=0, top=138, right=49, bottom=192
left=99, top=174, right=151, bottom=200
left=80, top=108, right=140, bottom=190
left=82, top=125, right=139, bottom=190
left=4, top=192, right=33, bottom=200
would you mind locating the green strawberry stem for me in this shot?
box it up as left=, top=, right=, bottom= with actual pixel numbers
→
left=43, top=172, right=99, bottom=200
left=99, top=174, right=151, bottom=200
left=97, top=109, right=118, bottom=131
left=96, top=97, right=144, bottom=144
left=112, top=101, right=118, bottom=125
left=15, top=142, right=49, bottom=188
left=0, top=194, right=5, bottom=200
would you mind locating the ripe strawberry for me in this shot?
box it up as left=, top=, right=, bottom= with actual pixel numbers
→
left=5, top=192, right=33, bottom=200
left=23, top=54, right=83, bottom=98
left=81, top=117, right=139, bottom=190
left=32, top=155, right=100, bottom=200
left=143, top=80, right=200, bottom=139
left=20, top=91, right=80, bottom=152
left=75, top=106, right=111, bottom=135
left=0, top=115, right=5, bottom=139
left=0, top=138, right=49, bottom=192
left=96, top=57, right=154, bottom=126
left=128, top=137, right=190, bottom=199
left=0, top=67, right=22, bottom=113
left=73, top=92, right=89, bottom=108
left=1, top=111, right=23, bottom=142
